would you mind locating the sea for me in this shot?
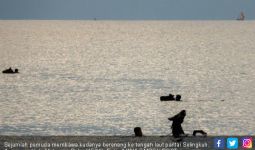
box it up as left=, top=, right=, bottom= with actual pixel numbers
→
left=0, top=20, right=254, bottom=136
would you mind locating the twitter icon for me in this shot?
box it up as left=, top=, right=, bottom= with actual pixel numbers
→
left=227, top=137, right=238, bottom=149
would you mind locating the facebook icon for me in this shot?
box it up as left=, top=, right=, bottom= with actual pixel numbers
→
left=214, top=138, right=225, bottom=149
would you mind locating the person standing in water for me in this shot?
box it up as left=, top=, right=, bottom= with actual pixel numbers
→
left=168, top=110, right=186, bottom=138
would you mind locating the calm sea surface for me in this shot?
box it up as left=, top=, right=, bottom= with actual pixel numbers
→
left=0, top=21, right=254, bottom=135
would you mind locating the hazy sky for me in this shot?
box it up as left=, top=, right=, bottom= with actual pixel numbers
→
left=0, top=0, right=254, bottom=20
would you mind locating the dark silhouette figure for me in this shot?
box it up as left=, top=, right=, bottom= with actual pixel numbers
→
left=175, top=95, right=181, bottom=101
left=2, top=67, right=13, bottom=73
left=160, top=94, right=175, bottom=101
left=193, top=130, right=207, bottom=136
left=2, top=67, right=19, bottom=74
left=134, top=127, right=143, bottom=137
left=168, top=110, right=186, bottom=138
left=160, top=94, right=182, bottom=101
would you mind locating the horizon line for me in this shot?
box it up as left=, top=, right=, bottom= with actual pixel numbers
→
left=0, top=19, right=254, bottom=21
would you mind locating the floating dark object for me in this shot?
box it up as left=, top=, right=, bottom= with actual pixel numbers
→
left=160, top=94, right=175, bottom=101
left=134, top=127, right=143, bottom=137
left=160, top=94, right=182, bottom=101
left=193, top=130, right=207, bottom=137
left=2, top=68, right=19, bottom=74
left=175, top=95, right=181, bottom=101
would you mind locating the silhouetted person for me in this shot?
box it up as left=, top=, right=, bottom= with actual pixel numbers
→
left=134, top=127, right=143, bottom=137
left=14, top=69, right=19, bottom=73
left=168, top=110, right=186, bottom=138
left=176, top=95, right=181, bottom=101
left=169, top=94, right=175, bottom=100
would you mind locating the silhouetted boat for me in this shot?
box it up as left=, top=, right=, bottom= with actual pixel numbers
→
left=160, top=94, right=182, bottom=101
left=237, top=12, right=245, bottom=21
left=2, top=68, right=19, bottom=74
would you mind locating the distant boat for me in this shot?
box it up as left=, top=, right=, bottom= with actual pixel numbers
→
left=237, top=12, right=245, bottom=21
left=2, top=67, right=19, bottom=74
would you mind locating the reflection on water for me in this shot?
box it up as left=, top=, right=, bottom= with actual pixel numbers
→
left=0, top=21, right=254, bottom=135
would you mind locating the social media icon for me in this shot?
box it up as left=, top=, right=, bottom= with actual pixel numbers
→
left=242, top=137, right=252, bottom=149
left=214, top=138, right=225, bottom=149
left=227, top=137, right=238, bottom=149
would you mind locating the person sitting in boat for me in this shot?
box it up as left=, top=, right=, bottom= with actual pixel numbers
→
left=175, top=95, right=181, bottom=101
left=2, top=67, right=19, bottom=74
left=168, top=110, right=186, bottom=138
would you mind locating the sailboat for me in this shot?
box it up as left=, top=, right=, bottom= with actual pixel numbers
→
left=237, top=12, right=245, bottom=21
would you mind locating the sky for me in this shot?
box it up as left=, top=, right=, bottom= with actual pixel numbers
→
left=0, top=0, right=254, bottom=20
